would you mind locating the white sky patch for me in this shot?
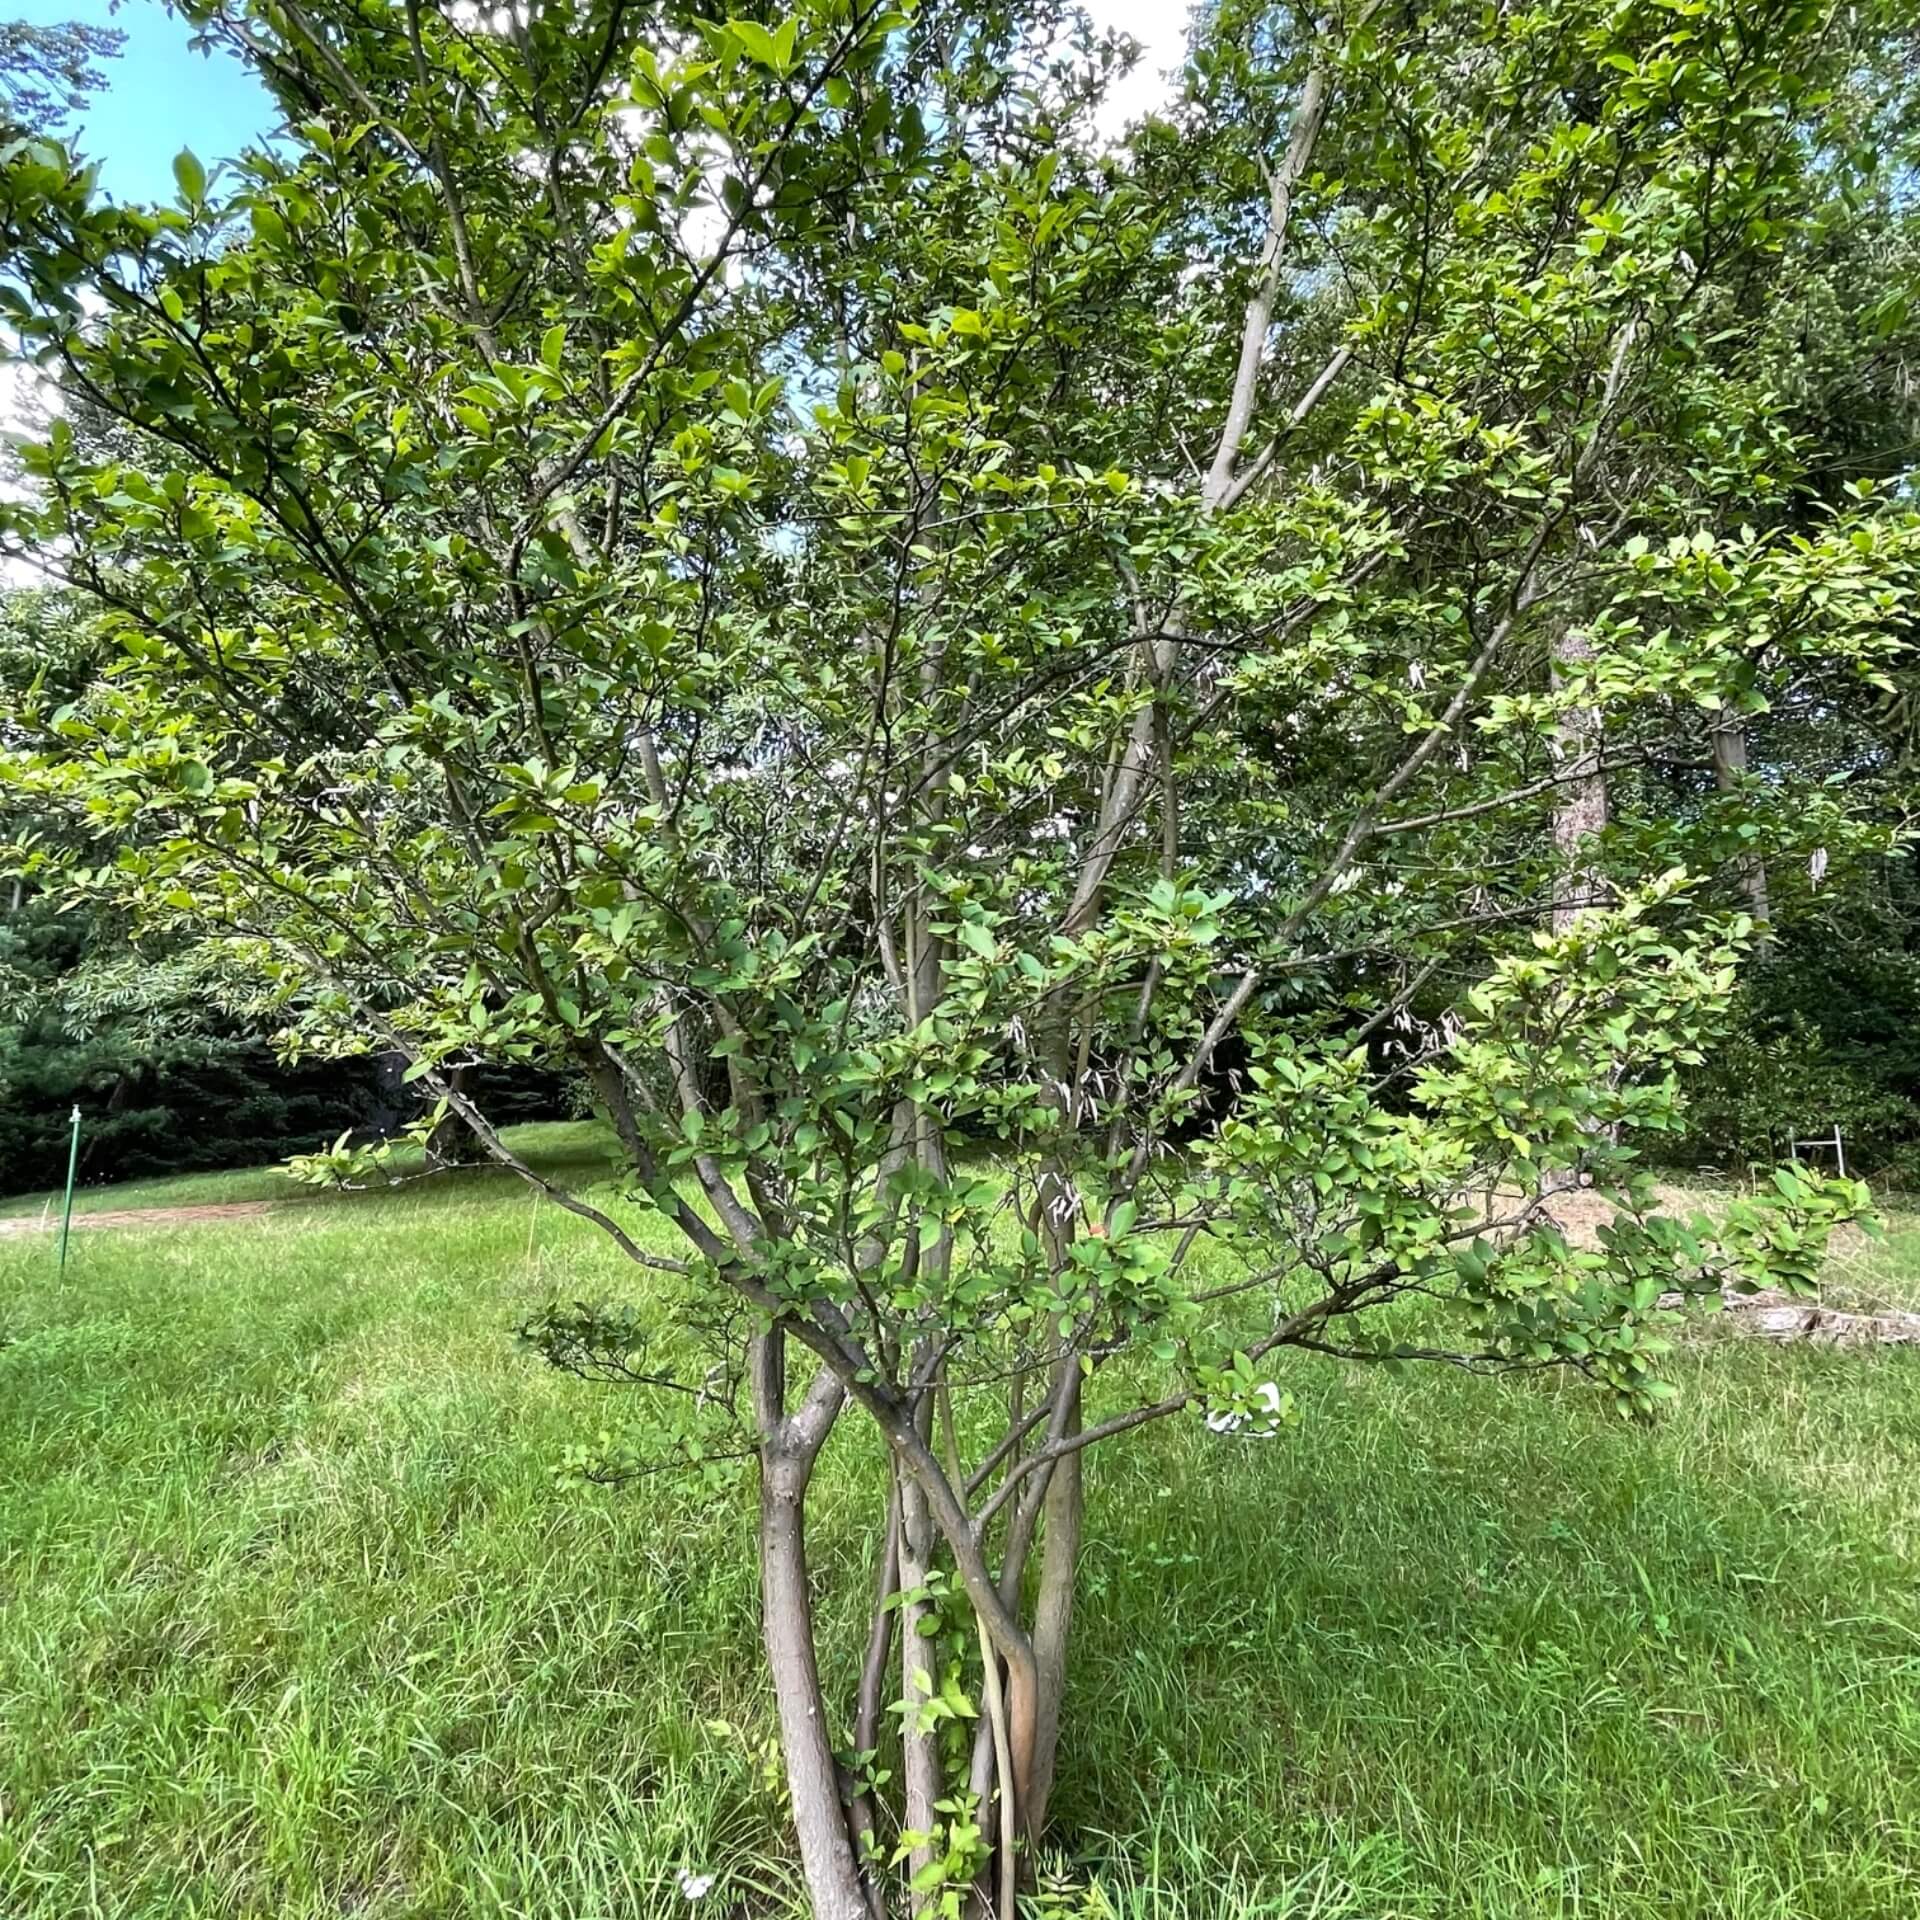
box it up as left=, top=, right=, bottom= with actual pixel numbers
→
left=1081, top=0, right=1188, bottom=140
left=0, top=347, right=63, bottom=586
left=0, top=355, right=55, bottom=443
left=2, top=286, right=112, bottom=587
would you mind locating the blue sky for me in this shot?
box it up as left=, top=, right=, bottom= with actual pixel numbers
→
left=15, top=0, right=275, bottom=201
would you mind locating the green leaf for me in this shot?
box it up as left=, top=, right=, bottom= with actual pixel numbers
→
left=730, top=17, right=798, bottom=70
left=958, top=920, right=998, bottom=961
left=172, top=149, right=207, bottom=205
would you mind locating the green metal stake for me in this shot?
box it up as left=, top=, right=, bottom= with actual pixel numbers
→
left=57, top=1104, right=80, bottom=1274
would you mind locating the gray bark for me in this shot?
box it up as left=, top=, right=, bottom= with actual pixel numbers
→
left=1549, top=622, right=1608, bottom=930
left=1711, top=716, right=1773, bottom=940
left=424, top=1064, right=483, bottom=1169
left=1022, top=1393, right=1082, bottom=1843
left=897, top=1463, right=942, bottom=1913
left=849, top=1487, right=899, bottom=1917
left=760, top=1450, right=869, bottom=1920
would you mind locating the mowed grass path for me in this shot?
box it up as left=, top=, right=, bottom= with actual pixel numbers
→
left=2, top=1124, right=1918, bottom=1918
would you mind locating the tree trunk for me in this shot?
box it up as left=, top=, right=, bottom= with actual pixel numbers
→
left=760, top=1451, right=869, bottom=1920
left=850, top=1488, right=900, bottom=1920
left=897, top=1461, right=942, bottom=1913
left=424, top=1064, right=484, bottom=1169
left=1549, top=622, right=1608, bottom=931
left=1022, top=1396, right=1082, bottom=1844
left=1711, top=716, right=1772, bottom=942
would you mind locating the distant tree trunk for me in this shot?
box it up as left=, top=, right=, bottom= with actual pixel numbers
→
left=76, top=1069, right=133, bottom=1178
left=849, top=1487, right=900, bottom=1919
left=370, top=1048, right=415, bottom=1135
left=1711, top=716, right=1773, bottom=943
left=1546, top=622, right=1614, bottom=1194
left=1550, top=622, right=1608, bottom=931
left=424, top=1064, right=484, bottom=1169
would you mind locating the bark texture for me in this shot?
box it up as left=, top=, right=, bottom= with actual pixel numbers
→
left=1022, top=1405, right=1082, bottom=1843
left=1548, top=621, right=1608, bottom=930
left=424, top=1064, right=484, bottom=1169
left=897, top=1466, right=942, bottom=1914
left=760, top=1453, right=869, bottom=1920
left=1711, top=716, right=1773, bottom=939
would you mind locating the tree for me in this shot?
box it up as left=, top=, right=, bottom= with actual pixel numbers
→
left=0, top=17, right=121, bottom=135
left=0, top=584, right=561, bottom=1194
left=2, top=2, right=1914, bottom=1913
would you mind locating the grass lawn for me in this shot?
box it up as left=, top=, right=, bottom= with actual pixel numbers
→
left=2, top=1126, right=1918, bottom=1918
left=0, top=1119, right=631, bottom=1219
left=0, top=1162, right=299, bottom=1219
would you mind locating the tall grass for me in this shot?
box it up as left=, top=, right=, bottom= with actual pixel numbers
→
left=2, top=1125, right=1916, bottom=1917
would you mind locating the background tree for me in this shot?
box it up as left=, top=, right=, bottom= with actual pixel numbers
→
left=2, top=3, right=1915, bottom=1916
left=0, top=581, right=564, bottom=1194
left=0, top=16, right=122, bottom=135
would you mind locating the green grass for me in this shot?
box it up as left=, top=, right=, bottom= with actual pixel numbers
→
left=0, top=1157, right=298, bottom=1217
left=2, top=1129, right=1917, bottom=1917
left=0, top=1119, right=628, bottom=1219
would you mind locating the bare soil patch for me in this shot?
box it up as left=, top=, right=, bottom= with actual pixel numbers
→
left=0, top=1200, right=285, bottom=1239
left=1540, top=1184, right=1920, bottom=1346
